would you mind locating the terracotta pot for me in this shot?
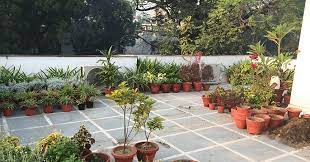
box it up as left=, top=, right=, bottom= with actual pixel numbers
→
left=269, top=114, right=284, bottom=129
left=193, top=82, right=202, bottom=91
left=303, top=114, right=310, bottom=119
left=203, top=83, right=210, bottom=91
left=84, top=152, right=110, bottom=162
left=246, top=117, right=265, bottom=135
left=261, top=106, right=278, bottom=115
left=78, top=103, right=86, bottom=110
left=236, top=105, right=251, bottom=116
left=161, top=84, right=171, bottom=93
left=61, top=104, right=72, bottom=112
left=150, top=84, right=161, bottom=94
left=283, top=95, right=290, bottom=105
left=103, top=87, right=115, bottom=95
left=182, top=82, right=192, bottom=92
left=216, top=98, right=222, bottom=105
left=209, top=103, right=216, bottom=110
left=287, top=107, right=302, bottom=119
left=217, top=105, right=225, bottom=113
left=172, top=84, right=181, bottom=93
left=43, top=105, right=53, bottom=113
left=254, top=114, right=271, bottom=130
left=276, top=108, right=287, bottom=117
left=135, top=142, right=159, bottom=162
left=86, top=101, right=94, bottom=108
left=25, top=107, right=36, bottom=116
left=201, top=95, right=212, bottom=107
left=3, top=109, right=13, bottom=117
left=112, top=145, right=137, bottom=162
left=231, top=107, right=237, bottom=117
left=234, top=113, right=247, bottom=129
left=250, top=109, right=268, bottom=116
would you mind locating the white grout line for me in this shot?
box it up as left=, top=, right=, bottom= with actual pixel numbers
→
left=42, top=114, right=53, bottom=125
left=2, top=116, right=10, bottom=135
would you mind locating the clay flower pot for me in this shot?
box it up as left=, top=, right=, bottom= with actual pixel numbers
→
left=161, top=84, right=171, bottom=93
left=25, top=107, right=36, bottom=116
left=193, top=82, right=202, bottom=91
left=103, top=87, right=115, bottom=95
left=236, top=105, right=251, bottom=116
left=287, top=107, right=302, bottom=119
left=3, top=109, right=13, bottom=117
left=269, top=114, right=284, bottom=129
left=61, top=104, right=72, bottom=112
left=182, top=82, right=192, bottom=92
left=150, top=84, right=161, bottom=94
left=283, top=95, right=291, bottom=105
left=203, top=83, right=210, bottom=91
left=209, top=103, right=216, bottom=110
left=217, top=105, right=225, bottom=113
left=135, top=142, right=159, bottom=162
left=233, top=113, right=247, bottom=129
left=254, top=114, right=271, bottom=130
left=231, top=107, right=237, bottom=117
left=43, top=105, right=53, bottom=113
left=246, top=117, right=265, bottom=135
left=250, top=109, right=268, bottom=116
left=172, top=84, right=181, bottom=93
left=201, top=95, right=212, bottom=107
left=84, top=152, right=110, bottom=162
left=112, top=145, right=137, bottom=162
left=303, top=114, right=310, bottom=119
left=261, top=106, right=278, bottom=115
left=276, top=108, right=287, bottom=117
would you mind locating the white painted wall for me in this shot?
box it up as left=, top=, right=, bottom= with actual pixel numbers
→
left=290, top=0, right=310, bottom=114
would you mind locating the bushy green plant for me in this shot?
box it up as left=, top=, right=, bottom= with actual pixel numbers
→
left=21, top=98, right=38, bottom=108
left=39, top=90, right=57, bottom=106
left=74, top=83, right=88, bottom=105
left=71, top=125, right=95, bottom=152
left=10, top=82, right=30, bottom=92
left=224, top=60, right=255, bottom=86
left=0, top=66, right=29, bottom=85
left=28, top=80, right=46, bottom=92
left=143, top=72, right=166, bottom=84
left=84, top=83, right=100, bottom=102
left=59, top=96, right=74, bottom=105
left=36, top=132, right=65, bottom=154
left=37, top=66, right=82, bottom=80
left=46, top=78, right=66, bottom=90
left=179, top=64, right=192, bottom=82
left=0, top=102, right=15, bottom=110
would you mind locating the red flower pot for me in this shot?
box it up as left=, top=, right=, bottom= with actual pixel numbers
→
left=261, top=106, right=278, bottom=115
left=182, top=82, right=192, bottom=92
left=161, top=84, right=171, bottom=93
left=201, top=95, right=212, bottom=107
left=283, top=95, right=290, bottom=105
left=236, top=105, right=251, bottom=116
left=269, top=114, right=284, bottom=129
left=61, top=104, right=72, bottom=112
left=250, top=109, right=268, bottom=116
left=25, top=107, right=36, bottom=116
left=254, top=114, right=271, bottom=130
left=112, top=145, right=137, bottom=162
left=84, top=152, right=110, bottom=162
left=3, top=109, right=13, bottom=117
left=193, top=82, right=202, bottom=91
left=135, top=142, right=159, bottom=162
left=303, top=114, right=310, bottom=119
left=287, top=107, right=302, bottom=119
left=209, top=103, right=216, bottom=110
left=217, top=105, right=225, bottom=113
left=172, top=84, right=181, bottom=93
left=234, top=113, right=247, bottom=129
left=103, top=87, right=115, bottom=95
left=203, top=84, right=210, bottom=91
left=276, top=108, right=287, bottom=117
left=246, top=117, right=265, bottom=135
left=150, top=84, right=161, bottom=94
left=43, top=105, right=53, bottom=113
left=231, top=107, right=237, bottom=117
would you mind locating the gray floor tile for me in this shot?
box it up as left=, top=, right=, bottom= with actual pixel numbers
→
left=106, top=128, right=151, bottom=144
left=94, top=116, right=131, bottom=130
left=47, top=111, right=86, bottom=124
left=163, top=132, right=215, bottom=152
left=83, top=108, right=119, bottom=119
left=178, top=105, right=215, bottom=115
left=271, top=155, right=308, bottom=162
left=152, top=102, right=174, bottom=111
left=6, top=115, right=49, bottom=130
left=10, top=126, right=53, bottom=144
left=52, top=121, right=99, bottom=136
left=223, top=123, right=252, bottom=136
left=190, top=146, right=250, bottom=162
left=91, top=101, right=108, bottom=109
left=154, top=140, right=182, bottom=160
left=226, top=139, right=285, bottom=161
left=91, top=132, right=115, bottom=150
left=101, top=99, right=117, bottom=107
left=173, top=117, right=214, bottom=130
left=151, top=93, right=178, bottom=101
left=153, top=121, right=187, bottom=136
left=164, top=99, right=198, bottom=108
left=201, top=113, right=234, bottom=125
left=196, top=127, right=245, bottom=144
left=254, top=135, right=296, bottom=152
left=163, top=155, right=193, bottom=162
left=295, top=148, right=310, bottom=161
left=155, top=109, right=192, bottom=120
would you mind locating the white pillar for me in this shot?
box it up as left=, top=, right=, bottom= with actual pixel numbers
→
left=290, top=0, right=310, bottom=114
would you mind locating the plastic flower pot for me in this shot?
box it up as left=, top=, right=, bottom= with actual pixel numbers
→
left=135, top=142, right=159, bottom=162
left=269, top=114, right=284, bottom=129
left=86, top=101, right=94, bottom=108
left=150, top=84, right=161, bottom=94
left=3, top=109, right=13, bottom=117
left=25, top=107, right=36, bottom=116
left=61, top=104, right=72, bottom=112
left=84, top=152, right=110, bottom=162
left=43, top=105, right=53, bottom=113
left=236, top=105, right=251, bottom=116
left=233, top=113, right=247, bottom=129
left=193, top=82, right=202, bottom=91
left=217, top=105, right=225, bottom=113
left=201, top=95, right=212, bottom=107
left=209, top=103, right=216, bottom=110
left=203, top=84, right=210, bottom=91
left=78, top=103, right=86, bottom=110
left=182, top=82, right=192, bottom=92
left=111, top=145, right=137, bottom=162
left=246, top=117, right=265, bottom=135
left=161, top=84, right=171, bottom=93
left=283, top=95, right=291, bottom=105
left=254, top=114, right=271, bottom=130
left=172, top=84, right=181, bottom=93
left=287, top=107, right=302, bottom=119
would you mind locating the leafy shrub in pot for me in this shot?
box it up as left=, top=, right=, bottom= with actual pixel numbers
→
left=179, top=64, right=192, bottom=92
left=21, top=98, right=38, bottom=116
left=0, top=101, right=15, bottom=116
left=39, top=89, right=57, bottom=113
left=144, top=72, right=166, bottom=94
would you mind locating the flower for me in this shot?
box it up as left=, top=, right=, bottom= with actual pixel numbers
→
left=249, top=53, right=258, bottom=60
left=251, top=63, right=257, bottom=69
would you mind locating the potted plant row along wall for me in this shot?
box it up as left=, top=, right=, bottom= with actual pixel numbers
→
left=144, top=72, right=166, bottom=94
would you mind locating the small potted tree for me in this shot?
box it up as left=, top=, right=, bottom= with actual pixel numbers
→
left=97, top=46, right=120, bottom=95
left=1, top=101, right=15, bottom=117
left=21, top=98, right=38, bottom=116
left=191, top=63, right=202, bottom=91
left=201, top=64, right=214, bottom=91
left=71, top=125, right=97, bottom=159
left=180, top=64, right=192, bottom=92
left=133, top=98, right=164, bottom=162
left=144, top=72, right=166, bottom=94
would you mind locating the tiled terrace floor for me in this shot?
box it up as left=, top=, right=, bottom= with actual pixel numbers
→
left=1, top=88, right=309, bottom=162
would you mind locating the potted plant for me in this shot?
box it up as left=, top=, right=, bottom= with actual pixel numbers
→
left=133, top=99, right=164, bottom=162
left=246, top=116, right=265, bottom=135
left=171, top=78, right=182, bottom=93
left=97, top=46, right=120, bottom=95
left=84, top=84, right=100, bottom=108
left=179, top=64, right=192, bottom=92
left=269, top=114, right=284, bottom=128
left=201, top=64, right=214, bottom=91
left=144, top=72, right=166, bottom=94
left=201, top=92, right=213, bottom=107
left=39, top=90, right=56, bottom=113
left=191, top=63, right=202, bottom=91
left=75, top=83, right=88, bottom=110
left=84, top=153, right=110, bottom=162
left=287, top=107, right=302, bottom=119
left=59, top=96, right=74, bottom=112
left=109, top=82, right=148, bottom=162
left=21, top=98, right=38, bottom=116
left=217, top=103, right=225, bottom=113
left=161, top=78, right=171, bottom=93
left=0, top=101, right=15, bottom=117
left=72, top=125, right=96, bottom=158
